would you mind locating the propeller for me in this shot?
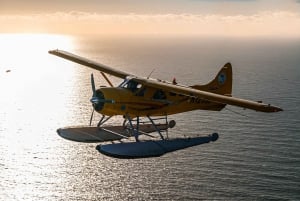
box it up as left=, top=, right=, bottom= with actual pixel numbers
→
left=89, top=73, right=96, bottom=126
left=90, top=73, right=112, bottom=104
left=91, top=73, right=96, bottom=95
left=89, top=73, right=115, bottom=126
left=89, top=107, right=94, bottom=126
left=90, top=73, right=99, bottom=104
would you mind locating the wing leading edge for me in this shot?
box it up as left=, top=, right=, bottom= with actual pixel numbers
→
left=49, top=49, right=130, bottom=79
left=49, top=49, right=282, bottom=113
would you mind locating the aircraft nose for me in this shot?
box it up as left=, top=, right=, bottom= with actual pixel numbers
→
left=90, top=89, right=105, bottom=111
left=90, top=89, right=115, bottom=111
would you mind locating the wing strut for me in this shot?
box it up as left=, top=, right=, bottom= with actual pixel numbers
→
left=100, top=72, right=114, bottom=87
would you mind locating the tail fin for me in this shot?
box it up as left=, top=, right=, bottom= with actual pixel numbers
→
left=191, top=63, right=232, bottom=96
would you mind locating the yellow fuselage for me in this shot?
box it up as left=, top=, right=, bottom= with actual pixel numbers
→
left=94, top=86, right=225, bottom=118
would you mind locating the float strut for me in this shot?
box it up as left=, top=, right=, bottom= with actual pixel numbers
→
left=126, top=115, right=140, bottom=142
left=147, top=116, right=164, bottom=140
left=97, top=115, right=112, bottom=127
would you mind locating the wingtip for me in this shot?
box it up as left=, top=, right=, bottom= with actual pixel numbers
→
left=274, top=107, right=283, bottom=112
left=224, top=62, right=232, bottom=68
left=48, top=49, right=60, bottom=54
left=268, top=105, right=283, bottom=112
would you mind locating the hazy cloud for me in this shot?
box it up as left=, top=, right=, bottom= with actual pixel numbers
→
left=1, top=11, right=300, bottom=37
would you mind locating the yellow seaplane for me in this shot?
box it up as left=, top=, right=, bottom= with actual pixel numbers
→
left=49, top=49, right=282, bottom=158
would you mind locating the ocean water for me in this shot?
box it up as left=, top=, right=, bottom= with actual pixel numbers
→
left=0, top=34, right=299, bottom=200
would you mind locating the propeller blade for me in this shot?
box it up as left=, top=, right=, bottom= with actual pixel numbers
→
left=91, top=73, right=96, bottom=96
left=89, top=73, right=115, bottom=106
left=89, top=108, right=94, bottom=126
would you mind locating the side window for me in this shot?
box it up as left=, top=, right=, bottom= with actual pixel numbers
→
left=136, top=87, right=146, bottom=97
left=153, top=90, right=166, bottom=100
left=169, top=92, right=176, bottom=96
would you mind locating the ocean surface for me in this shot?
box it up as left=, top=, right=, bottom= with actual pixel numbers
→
left=0, top=34, right=299, bottom=200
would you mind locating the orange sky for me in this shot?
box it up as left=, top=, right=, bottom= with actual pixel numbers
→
left=1, top=0, right=300, bottom=37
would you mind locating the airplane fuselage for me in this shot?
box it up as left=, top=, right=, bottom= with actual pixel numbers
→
left=93, top=85, right=225, bottom=117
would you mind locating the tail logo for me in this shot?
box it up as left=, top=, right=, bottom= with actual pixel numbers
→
left=218, top=72, right=226, bottom=85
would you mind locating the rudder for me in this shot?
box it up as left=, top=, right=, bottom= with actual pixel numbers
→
left=191, top=63, right=232, bottom=96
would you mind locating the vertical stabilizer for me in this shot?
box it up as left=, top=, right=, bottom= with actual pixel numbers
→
left=191, top=63, right=232, bottom=96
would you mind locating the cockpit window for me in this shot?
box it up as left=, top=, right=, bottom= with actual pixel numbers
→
left=120, top=79, right=141, bottom=92
left=127, top=80, right=138, bottom=91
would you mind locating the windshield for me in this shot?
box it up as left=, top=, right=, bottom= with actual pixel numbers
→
left=119, top=78, right=141, bottom=92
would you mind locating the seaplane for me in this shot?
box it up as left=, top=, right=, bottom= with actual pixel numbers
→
left=49, top=49, right=282, bottom=158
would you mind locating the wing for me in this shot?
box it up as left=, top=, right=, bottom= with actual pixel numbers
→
left=49, top=49, right=282, bottom=113
left=49, top=49, right=130, bottom=79
left=132, top=77, right=282, bottom=113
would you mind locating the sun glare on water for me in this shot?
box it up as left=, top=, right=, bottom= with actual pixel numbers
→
left=0, top=33, right=77, bottom=113
left=0, top=34, right=80, bottom=199
left=0, top=33, right=77, bottom=145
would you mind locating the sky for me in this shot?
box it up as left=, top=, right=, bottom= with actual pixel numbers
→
left=0, top=0, right=300, bottom=37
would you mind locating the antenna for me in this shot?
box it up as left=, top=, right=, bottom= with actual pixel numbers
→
left=147, top=69, right=155, bottom=79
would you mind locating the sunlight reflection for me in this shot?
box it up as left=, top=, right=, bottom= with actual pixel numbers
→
left=0, top=34, right=77, bottom=123
left=0, top=34, right=79, bottom=199
left=0, top=33, right=74, bottom=73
